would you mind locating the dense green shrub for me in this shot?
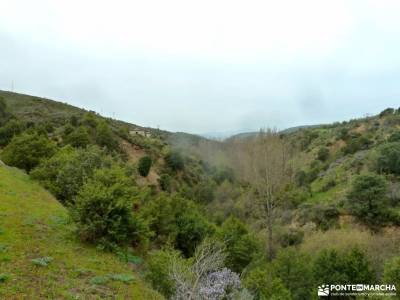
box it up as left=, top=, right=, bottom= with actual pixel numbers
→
left=243, top=266, right=292, bottom=300
left=138, top=156, right=152, bottom=177
left=142, top=194, right=188, bottom=244
left=219, top=217, right=259, bottom=273
left=96, top=121, right=119, bottom=152
left=31, top=145, right=110, bottom=203
left=278, top=228, right=304, bottom=248
left=175, top=210, right=214, bottom=257
left=71, top=166, right=149, bottom=247
left=313, top=248, right=373, bottom=285
left=313, top=248, right=347, bottom=284
left=337, top=127, right=349, bottom=141
left=0, top=97, right=11, bottom=125
left=305, top=161, right=323, bottom=184
left=272, top=248, right=313, bottom=300
left=82, top=112, right=99, bottom=128
left=193, top=181, right=215, bottom=204
left=69, top=115, right=79, bottom=127
left=213, top=167, right=235, bottom=184
left=317, top=147, right=330, bottom=161
left=63, top=124, right=74, bottom=136
left=165, top=150, right=184, bottom=171
left=312, top=204, right=339, bottom=230
left=36, top=121, right=54, bottom=134
left=347, top=173, right=389, bottom=225
left=64, top=126, right=91, bottom=148
left=383, top=256, right=400, bottom=289
left=343, top=134, right=372, bottom=154
left=294, top=170, right=307, bottom=187
left=384, top=114, right=400, bottom=126
left=158, top=174, right=172, bottom=191
left=320, top=178, right=336, bottom=192
left=116, top=126, right=130, bottom=140
left=142, top=194, right=212, bottom=256
left=284, top=187, right=309, bottom=207
left=299, top=130, right=319, bottom=150
left=344, top=248, right=374, bottom=283
left=0, top=119, right=24, bottom=146
left=1, top=132, right=56, bottom=172
left=388, top=131, right=400, bottom=143
left=376, top=142, right=400, bottom=175
left=380, top=108, right=395, bottom=118
left=145, top=249, right=181, bottom=298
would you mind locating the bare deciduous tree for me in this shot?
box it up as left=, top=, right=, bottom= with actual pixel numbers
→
left=234, top=129, right=292, bottom=261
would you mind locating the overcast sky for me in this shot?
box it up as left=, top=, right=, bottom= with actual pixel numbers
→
left=1, top=1, right=400, bottom=135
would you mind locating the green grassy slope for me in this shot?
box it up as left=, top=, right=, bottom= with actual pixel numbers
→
left=0, top=165, right=162, bottom=299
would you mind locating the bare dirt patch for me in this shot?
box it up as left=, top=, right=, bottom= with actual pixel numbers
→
left=120, top=140, right=146, bottom=163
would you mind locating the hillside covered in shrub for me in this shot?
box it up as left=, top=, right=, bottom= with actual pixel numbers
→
left=1, top=90, right=400, bottom=299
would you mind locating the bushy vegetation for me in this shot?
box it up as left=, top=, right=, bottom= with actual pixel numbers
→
left=63, top=125, right=91, bottom=148
left=376, top=142, right=400, bottom=175
left=158, top=173, right=172, bottom=191
left=1, top=92, right=400, bottom=299
left=313, top=247, right=373, bottom=285
left=165, top=150, right=184, bottom=171
left=31, top=145, right=111, bottom=203
left=272, top=248, right=313, bottom=299
left=71, top=166, right=149, bottom=248
left=243, top=266, right=291, bottom=300
left=218, top=217, right=259, bottom=272
left=317, top=146, right=329, bottom=161
left=343, top=134, right=372, bottom=154
left=242, top=246, right=374, bottom=300
left=174, top=210, right=214, bottom=257
left=1, top=132, right=56, bottom=172
left=299, top=203, right=339, bottom=231
left=383, top=256, right=400, bottom=289
left=0, top=166, right=161, bottom=299
left=145, top=249, right=180, bottom=298
left=347, top=173, right=389, bottom=226
left=95, top=120, right=119, bottom=152
left=142, top=194, right=215, bottom=257
left=0, top=96, right=11, bottom=124
left=138, top=156, right=152, bottom=177
left=0, top=119, right=24, bottom=146
left=192, top=180, right=215, bottom=204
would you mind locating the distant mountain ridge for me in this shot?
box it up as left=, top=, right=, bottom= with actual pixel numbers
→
left=227, top=124, right=324, bottom=140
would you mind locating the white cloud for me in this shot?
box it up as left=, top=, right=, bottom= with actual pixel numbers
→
left=0, top=1, right=356, bottom=58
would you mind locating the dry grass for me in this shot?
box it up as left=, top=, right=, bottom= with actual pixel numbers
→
left=300, top=227, right=400, bottom=277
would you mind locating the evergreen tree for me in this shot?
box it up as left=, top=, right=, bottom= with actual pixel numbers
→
left=138, top=156, right=152, bottom=177
left=347, top=173, right=388, bottom=225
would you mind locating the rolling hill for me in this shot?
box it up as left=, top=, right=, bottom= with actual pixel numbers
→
left=1, top=90, right=400, bottom=299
